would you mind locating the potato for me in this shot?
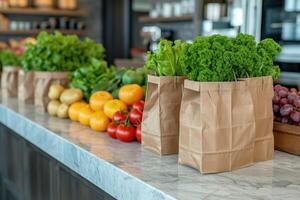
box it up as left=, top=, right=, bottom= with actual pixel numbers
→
left=48, top=84, right=65, bottom=100
left=60, top=89, right=83, bottom=105
left=47, top=100, right=61, bottom=116
left=57, top=103, right=69, bottom=118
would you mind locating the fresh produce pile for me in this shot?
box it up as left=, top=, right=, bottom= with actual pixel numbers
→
left=21, top=31, right=105, bottom=72
left=42, top=33, right=283, bottom=145
left=273, top=85, right=300, bottom=126
left=145, top=34, right=281, bottom=81
left=47, top=82, right=145, bottom=143
left=107, top=100, right=144, bottom=143
left=70, top=65, right=147, bottom=101
left=0, top=50, right=20, bottom=67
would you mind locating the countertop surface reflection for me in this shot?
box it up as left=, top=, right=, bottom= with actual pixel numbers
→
left=1, top=97, right=300, bottom=200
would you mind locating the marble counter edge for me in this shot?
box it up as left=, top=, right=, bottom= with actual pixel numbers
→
left=0, top=104, right=176, bottom=200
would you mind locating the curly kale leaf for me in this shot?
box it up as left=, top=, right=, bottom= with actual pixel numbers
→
left=256, top=38, right=282, bottom=79
left=183, top=33, right=281, bottom=82
left=183, top=35, right=236, bottom=81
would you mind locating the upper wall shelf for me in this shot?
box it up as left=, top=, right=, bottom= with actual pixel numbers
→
left=138, top=15, right=193, bottom=23
left=0, top=7, right=88, bottom=17
left=0, top=29, right=86, bottom=36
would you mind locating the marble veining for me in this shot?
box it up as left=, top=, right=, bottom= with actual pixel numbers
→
left=1, top=97, right=300, bottom=200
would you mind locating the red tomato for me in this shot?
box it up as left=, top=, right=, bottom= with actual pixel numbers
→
left=107, top=123, right=118, bottom=139
left=116, top=124, right=136, bottom=142
left=136, top=125, right=142, bottom=143
left=112, top=111, right=127, bottom=123
left=129, top=108, right=143, bottom=126
left=132, top=100, right=144, bottom=112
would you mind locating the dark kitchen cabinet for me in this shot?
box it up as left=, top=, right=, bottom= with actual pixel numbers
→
left=0, top=123, right=115, bottom=200
left=0, top=127, right=24, bottom=200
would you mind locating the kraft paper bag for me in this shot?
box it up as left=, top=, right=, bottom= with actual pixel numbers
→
left=179, top=80, right=256, bottom=174
left=142, top=75, right=185, bottom=155
left=243, top=76, right=274, bottom=162
left=1, top=66, right=20, bottom=98
left=18, top=69, right=35, bottom=104
left=34, top=72, right=69, bottom=112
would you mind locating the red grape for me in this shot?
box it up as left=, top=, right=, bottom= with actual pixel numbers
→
left=273, top=95, right=280, bottom=104
left=281, top=86, right=289, bottom=92
left=278, top=90, right=288, bottom=98
left=280, top=98, right=288, bottom=105
left=274, top=84, right=282, bottom=92
left=290, top=88, right=298, bottom=93
left=294, top=98, right=300, bottom=108
left=273, top=104, right=280, bottom=113
left=291, top=111, right=300, bottom=123
left=291, top=91, right=298, bottom=96
left=287, top=94, right=297, bottom=104
left=272, top=85, right=300, bottom=126
left=280, top=104, right=293, bottom=116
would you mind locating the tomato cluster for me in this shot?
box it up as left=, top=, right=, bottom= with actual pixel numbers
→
left=106, top=100, right=144, bottom=143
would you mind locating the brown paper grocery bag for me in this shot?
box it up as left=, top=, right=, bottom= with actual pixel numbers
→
left=243, top=76, right=274, bottom=162
left=179, top=80, right=256, bottom=174
left=18, top=69, right=35, bottom=104
left=142, top=75, right=185, bottom=155
left=1, top=66, right=20, bottom=98
left=34, top=72, right=69, bottom=112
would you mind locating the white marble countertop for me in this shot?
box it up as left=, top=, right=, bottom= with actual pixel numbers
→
left=1, top=97, right=300, bottom=200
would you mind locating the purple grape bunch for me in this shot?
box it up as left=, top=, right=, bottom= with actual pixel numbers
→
left=273, top=84, right=300, bottom=126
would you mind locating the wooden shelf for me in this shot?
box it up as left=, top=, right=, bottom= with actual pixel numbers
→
left=139, top=15, right=193, bottom=23
left=0, top=29, right=86, bottom=36
left=0, top=7, right=88, bottom=17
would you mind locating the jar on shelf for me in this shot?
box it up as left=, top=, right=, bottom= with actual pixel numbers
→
left=0, top=14, right=8, bottom=30
left=0, top=0, right=9, bottom=8
left=58, top=0, right=77, bottom=10
left=33, top=0, right=54, bottom=8
left=8, top=0, right=28, bottom=7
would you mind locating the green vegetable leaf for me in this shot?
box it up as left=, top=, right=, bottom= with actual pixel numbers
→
left=182, top=33, right=281, bottom=82
left=21, top=31, right=106, bottom=72
left=144, top=39, right=188, bottom=76
left=0, top=50, right=20, bottom=67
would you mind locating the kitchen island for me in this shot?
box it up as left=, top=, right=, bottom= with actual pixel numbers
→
left=0, top=97, right=300, bottom=200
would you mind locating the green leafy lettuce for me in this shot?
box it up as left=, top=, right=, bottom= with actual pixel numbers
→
left=69, top=59, right=109, bottom=100
left=144, top=39, right=187, bottom=76
left=0, top=50, right=20, bottom=67
left=21, top=31, right=105, bottom=72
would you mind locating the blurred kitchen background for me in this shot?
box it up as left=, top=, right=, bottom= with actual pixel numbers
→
left=0, top=0, right=299, bottom=87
